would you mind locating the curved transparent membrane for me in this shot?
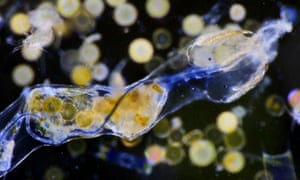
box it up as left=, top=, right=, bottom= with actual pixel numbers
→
left=0, top=19, right=292, bottom=177
left=263, top=150, right=297, bottom=180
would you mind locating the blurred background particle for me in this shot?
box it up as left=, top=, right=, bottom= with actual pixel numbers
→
left=66, top=139, right=87, bottom=158
left=182, top=14, right=204, bottom=37
left=144, top=144, right=165, bottom=166
left=222, top=151, right=245, bottom=173
left=113, top=2, right=138, bottom=27
left=83, top=0, right=105, bottom=18
left=189, top=139, right=217, bottom=167
left=56, top=0, right=81, bottom=18
left=79, top=42, right=100, bottom=66
left=265, top=94, right=285, bottom=117
left=9, top=12, right=30, bottom=35
left=92, top=62, right=109, bottom=82
left=71, top=65, right=92, bottom=85
left=164, top=144, right=185, bottom=165
left=12, top=64, right=34, bottom=87
left=128, top=38, right=154, bottom=63
left=44, top=165, right=64, bottom=180
left=105, top=0, right=126, bottom=8
left=145, top=0, right=170, bottom=19
left=224, top=128, right=246, bottom=150
left=229, top=3, right=247, bottom=22
left=216, top=111, right=239, bottom=134
left=152, top=27, right=173, bottom=50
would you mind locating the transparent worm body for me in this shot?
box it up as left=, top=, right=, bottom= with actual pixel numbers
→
left=0, top=19, right=292, bottom=177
